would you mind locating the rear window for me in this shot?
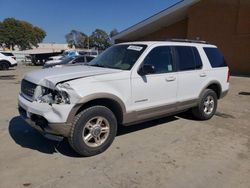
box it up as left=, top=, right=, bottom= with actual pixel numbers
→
left=174, top=46, right=203, bottom=71
left=203, top=47, right=227, bottom=68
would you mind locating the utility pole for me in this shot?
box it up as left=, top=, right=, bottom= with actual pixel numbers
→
left=87, top=37, right=89, bottom=49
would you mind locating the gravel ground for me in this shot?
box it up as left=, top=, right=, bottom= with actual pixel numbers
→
left=0, top=65, right=250, bottom=188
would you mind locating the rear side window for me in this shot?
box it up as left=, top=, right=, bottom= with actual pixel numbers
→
left=174, top=46, right=202, bottom=71
left=203, top=47, right=227, bottom=68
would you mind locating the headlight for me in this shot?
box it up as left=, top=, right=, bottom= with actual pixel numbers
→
left=35, top=86, right=70, bottom=104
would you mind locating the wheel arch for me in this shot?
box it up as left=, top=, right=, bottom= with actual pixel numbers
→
left=199, top=81, right=222, bottom=99
left=0, top=60, right=11, bottom=67
left=67, top=93, right=126, bottom=125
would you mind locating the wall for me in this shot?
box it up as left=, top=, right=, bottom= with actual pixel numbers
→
left=188, top=0, right=250, bottom=75
left=139, top=19, right=188, bottom=41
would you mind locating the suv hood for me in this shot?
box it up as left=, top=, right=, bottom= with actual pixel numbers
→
left=24, top=65, right=122, bottom=88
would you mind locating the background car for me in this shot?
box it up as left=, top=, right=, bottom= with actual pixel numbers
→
left=48, top=50, right=79, bottom=61
left=43, top=55, right=95, bottom=68
left=0, top=51, right=17, bottom=70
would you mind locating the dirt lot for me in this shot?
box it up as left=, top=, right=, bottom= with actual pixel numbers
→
left=0, top=65, right=250, bottom=188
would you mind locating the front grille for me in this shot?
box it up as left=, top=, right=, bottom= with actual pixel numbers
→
left=21, top=79, right=37, bottom=99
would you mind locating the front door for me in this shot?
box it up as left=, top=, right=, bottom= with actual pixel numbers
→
left=130, top=46, right=177, bottom=120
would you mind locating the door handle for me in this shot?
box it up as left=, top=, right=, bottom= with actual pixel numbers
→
left=165, top=76, right=176, bottom=82
left=200, top=73, right=207, bottom=77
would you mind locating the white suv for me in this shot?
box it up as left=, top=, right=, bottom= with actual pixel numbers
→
left=0, top=51, right=17, bottom=70
left=18, top=40, right=229, bottom=156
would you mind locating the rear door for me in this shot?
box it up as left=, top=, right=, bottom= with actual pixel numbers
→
left=174, top=46, right=205, bottom=104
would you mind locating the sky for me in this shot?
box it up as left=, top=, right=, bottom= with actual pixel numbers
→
left=0, top=0, right=179, bottom=43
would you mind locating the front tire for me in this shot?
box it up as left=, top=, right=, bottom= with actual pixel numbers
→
left=192, top=89, right=217, bottom=120
left=69, top=106, right=117, bottom=156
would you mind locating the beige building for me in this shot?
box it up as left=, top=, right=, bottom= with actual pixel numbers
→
left=113, top=0, right=250, bottom=75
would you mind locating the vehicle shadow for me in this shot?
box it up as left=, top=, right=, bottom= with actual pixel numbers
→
left=0, top=75, right=16, bottom=80
left=117, top=116, right=178, bottom=136
left=8, top=116, right=81, bottom=157
left=238, top=91, right=250, bottom=96
left=9, top=115, right=179, bottom=157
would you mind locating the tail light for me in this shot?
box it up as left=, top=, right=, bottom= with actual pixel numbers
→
left=227, top=69, right=230, bottom=82
left=12, top=57, right=16, bottom=60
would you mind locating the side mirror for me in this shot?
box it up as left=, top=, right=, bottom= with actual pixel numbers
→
left=138, top=64, right=155, bottom=76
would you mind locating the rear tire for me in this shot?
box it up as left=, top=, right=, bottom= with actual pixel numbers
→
left=192, top=89, right=217, bottom=120
left=0, top=61, right=10, bottom=70
left=68, top=106, right=117, bottom=157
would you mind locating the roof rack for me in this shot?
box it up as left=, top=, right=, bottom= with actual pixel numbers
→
left=166, top=38, right=209, bottom=44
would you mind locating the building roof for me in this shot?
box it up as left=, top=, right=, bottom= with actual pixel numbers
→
left=112, top=0, right=200, bottom=41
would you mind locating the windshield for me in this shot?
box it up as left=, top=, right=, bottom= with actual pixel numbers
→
left=88, top=44, right=147, bottom=70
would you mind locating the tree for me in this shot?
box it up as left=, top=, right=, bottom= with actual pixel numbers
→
left=33, top=26, right=46, bottom=44
left=0, top=22, right=4, bottom=48
left=0, top=18, right=46, bottom=50
left=89, top=29, right=111, bottom=50
left=65, top=30, right=87, bottom=48
left=110, top=28, right=119, bottom=38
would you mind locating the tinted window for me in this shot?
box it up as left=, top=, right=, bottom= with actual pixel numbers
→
left=175, top=46, right=195, bottom=71
left=204, top=47, right=227, bottom=67
left=144, top=46, right=174, bottom=74
left=90, top=52, right=98, bottom=55
left=193, top=48, right=202, bottom=69
left=86, top=56, right=95, bottom=62
left=1, top=52, right=14, bottom=56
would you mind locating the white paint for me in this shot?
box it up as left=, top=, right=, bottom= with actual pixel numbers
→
left=18, top=41, right=229, bottom=125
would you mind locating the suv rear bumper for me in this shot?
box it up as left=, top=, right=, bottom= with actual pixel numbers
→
left=18, top=94, right=73, bottom=137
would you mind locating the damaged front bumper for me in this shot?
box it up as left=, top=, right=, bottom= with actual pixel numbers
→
left=18, top=94, right=74, bottom=137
